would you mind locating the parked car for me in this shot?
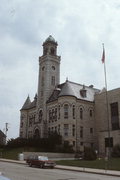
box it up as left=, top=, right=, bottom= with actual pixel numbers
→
left=26, top=155, right=56, bottom=168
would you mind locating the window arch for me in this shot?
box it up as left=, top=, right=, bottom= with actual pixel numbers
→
left=39, top=110, right=43, bottom=122
left=80, top=108, right=83, bottom=120
left=34, top=128, right=40, bottom=139
left=50, top=47, right=55, bottom=55
left=72, top=105, right=75, bottom=119
left=58, top=105, right=60, bottom=119
left=64, top=104, right=69, bottom=119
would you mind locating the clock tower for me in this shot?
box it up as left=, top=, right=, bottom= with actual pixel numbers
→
left=36, top=35, right=61, bottom=137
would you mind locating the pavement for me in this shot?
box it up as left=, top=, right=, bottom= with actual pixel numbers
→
left=0, top=158, right=120, bottom=177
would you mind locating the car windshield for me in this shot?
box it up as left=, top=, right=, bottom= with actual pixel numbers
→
left=38, top=156, right=48, bottom=160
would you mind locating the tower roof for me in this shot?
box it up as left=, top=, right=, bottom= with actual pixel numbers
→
left=45, top=35, right=56, bottom=43
left=21, top=96, right=31, bottom=110
left=43, top=35, right=57, bottom=46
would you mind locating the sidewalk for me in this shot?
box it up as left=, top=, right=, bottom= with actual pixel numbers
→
left=0, top=158, right=120, bottom=177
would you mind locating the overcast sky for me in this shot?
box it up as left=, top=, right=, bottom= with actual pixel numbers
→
left=1, top=0, right=120, bottom=139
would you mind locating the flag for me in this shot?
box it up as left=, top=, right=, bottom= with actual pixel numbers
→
left=101, top=44, right=105, bottom=63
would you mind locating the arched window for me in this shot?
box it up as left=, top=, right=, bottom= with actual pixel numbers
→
left=39, top=110, right=43, bottom=122
left=55, top=108, right=57, bottom=121
left=58, top=105, right=60, bottom=119
left=73, top=105, right=75, bottom=119
left=34, top=129, right=40, bottom=139
left=50, top=47, right=55, bottom=55
left=64, top=104, right=69, bottom=119
left=90, top=109, right=93, bottom=117
left=80, top=108, right=83, bottom=120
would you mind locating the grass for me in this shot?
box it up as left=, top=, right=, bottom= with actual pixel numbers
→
left=56, top=158, right=120, bottom=171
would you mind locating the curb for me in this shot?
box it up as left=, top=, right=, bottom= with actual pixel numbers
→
left=55, top=166, right=120, bottom=177
left=0, top=159, right=120, bottom=177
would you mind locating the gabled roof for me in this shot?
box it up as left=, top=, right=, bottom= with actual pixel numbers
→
left=47, top=80, right=100, bottom=103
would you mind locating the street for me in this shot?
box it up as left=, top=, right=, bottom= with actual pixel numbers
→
left=0, top=161, right=119, bottom=180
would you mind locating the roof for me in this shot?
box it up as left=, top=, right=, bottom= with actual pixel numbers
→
left=0, top=130, right=6, bottom=137
left=21, top=94, right=37, bottom=110
left=45, top=35, right=55, bottom=42
left=47, top=80, right=100, bottom=103
left=43, top=35, right=57, bottom=45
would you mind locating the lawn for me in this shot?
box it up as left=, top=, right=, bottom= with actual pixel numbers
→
left=56, top=158, right=120, bottom=171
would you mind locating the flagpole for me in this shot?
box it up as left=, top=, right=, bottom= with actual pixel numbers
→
left=102, top=43, right=111, bottom=161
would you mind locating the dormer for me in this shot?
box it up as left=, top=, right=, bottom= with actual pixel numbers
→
left=80, top=85, right=87, bottom=98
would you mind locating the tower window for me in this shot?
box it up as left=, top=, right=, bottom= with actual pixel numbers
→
left=52, top=66, right=55, bottom=70
left=51, top=76, right=55, bottom=86
left=50, top=47, right=55, bottom=55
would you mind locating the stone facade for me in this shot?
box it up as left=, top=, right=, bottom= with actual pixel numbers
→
left=19, top=36, right=120, bottom=155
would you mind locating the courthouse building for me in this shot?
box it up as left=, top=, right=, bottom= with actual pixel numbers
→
left=19, top=36, right=120, bottom=155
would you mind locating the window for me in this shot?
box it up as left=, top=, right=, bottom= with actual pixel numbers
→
left=80, top=126, right=83, bottom=138
left=80, top=89, right=87, bottom=98
left=90, top=128, right=93, bottom=134
left=73, top=105, right=75, bottom=119
left=51, top=76, right=55, bottom=86
left=39, top=110, right=43, bottom=122
left=49, top=110, right=52, bottom=122
left=73, top=141, right=75, bottom=146
left=110, top=102, right=119, bottom=130
left=52, top=109, right=55, bottom=121
left=64, top=104, right=69, bottom=119
left=105, top=137, right=113, bottom=147
left=50, top=48, right=55, bottom=55
left=58, top=124, right=60, bottom=134
left=80, top=142, right=83, bottom=146
left=72, top=125, right=75, bottom=136
left=55, top=108, right=57, bottom=121
left=64, top=124, right=69, bottom=136
left=80, top=108, right=83, bottom=120
left=52, top=66, right=55, bottom=70
left=58, top=105, right=60, bottom=119
left=28, top=117, right=32, bottom=127
left=90, top=109, right=93, bottom=117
